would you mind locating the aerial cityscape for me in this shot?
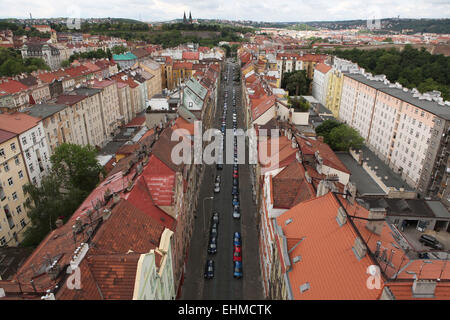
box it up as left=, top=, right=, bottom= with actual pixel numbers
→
left=0, top=0, right=450, bottom=305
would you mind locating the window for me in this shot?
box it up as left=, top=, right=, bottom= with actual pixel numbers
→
left=3, top=163, right=9, bottom=172
left=16, top=205, right=22, bottom=214
left=25, top=150, right=30, bottom=159
left=12, top=192, right=17, bottom=200
left=32, top=177, right=37, bottom=185
left=0, top=236, right=5, bottom=246
left=0, top=148, right=4, bottom=157
left=7, top=177, right=13, bottom=186
left=10, top=142, right=16, bottom=151
left=20, top=219, right=26, bottom=228
left=22, top=136, right=27, bottom=145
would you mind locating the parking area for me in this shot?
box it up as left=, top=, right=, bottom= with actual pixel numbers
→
left=401, top=226, right=450, bottom=252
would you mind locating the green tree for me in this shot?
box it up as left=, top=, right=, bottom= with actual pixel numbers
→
left=281, top=70, right=310, bottom=96
left=315, top=119, right=342, bottom=142
left=288, top=96, right=310, bottom=112
left=50, top=143, right=104, bottom=194
left=61, top=60, right=70, bottom=67
left=327, top=125, right=364, bottom=151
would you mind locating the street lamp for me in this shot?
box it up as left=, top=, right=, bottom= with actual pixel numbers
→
left=203, top=196, right=214, bottom=233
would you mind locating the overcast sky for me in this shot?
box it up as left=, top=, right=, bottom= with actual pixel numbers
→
left=0, top=0, right=449, bottom=22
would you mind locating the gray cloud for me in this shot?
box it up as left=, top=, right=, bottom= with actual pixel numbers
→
left=0, top=0, right=448, bottom=22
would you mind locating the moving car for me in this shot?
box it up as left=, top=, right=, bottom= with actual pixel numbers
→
left=419, top=234, right=443, bottom=250
left=204, top=260, right=214, bottom=279
left=233, top=261, right=243, bottom=279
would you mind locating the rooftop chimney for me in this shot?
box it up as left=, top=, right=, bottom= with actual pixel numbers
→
left=352, top=237, right=367, bottom=260
left=366, top=208, right=386, bottom=235
left=336, top=206, right=347, bottom=226
left=412, top=280, right=437, bottom=298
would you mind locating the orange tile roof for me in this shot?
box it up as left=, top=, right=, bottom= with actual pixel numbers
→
left=275, top=192, right=383, bottom=299
left=315, top=63, right=332, bottom=74
left=386, top=282, right=450, bottom=300
left=251, top=95, right=276, bottom=121
left=0, top=113, right=40, bottom=134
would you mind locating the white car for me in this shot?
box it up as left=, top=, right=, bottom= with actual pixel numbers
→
left=214, top=182, right=220, bottom=193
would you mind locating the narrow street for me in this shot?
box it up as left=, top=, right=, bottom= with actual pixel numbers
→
left=181, top=59, right=264, bottom=300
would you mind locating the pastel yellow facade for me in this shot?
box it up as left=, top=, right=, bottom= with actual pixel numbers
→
left=0, top=135, right=31, bottom=247
left=325, top=69, right=344, bottom=119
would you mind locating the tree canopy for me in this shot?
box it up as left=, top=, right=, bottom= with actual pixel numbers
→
left=281, top=70, right=311, bottom=96
left=0, top=48, right=50, bottom=76
left=316, top=120, right=364, bottom=151
left=21, top=144, right=103, bottom=247
left=333, top=45, right=450, bottom=100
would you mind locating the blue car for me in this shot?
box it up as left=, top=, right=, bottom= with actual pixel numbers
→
left=233, top=261, right=243, bottom=279
left=233, top=232, right=241, bottom=246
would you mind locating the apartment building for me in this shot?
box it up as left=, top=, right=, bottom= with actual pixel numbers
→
left=27, top=104, right=71, bottom=154
left=0, top=130, right=31, bottom=247
left=0, top=113, right=51, bottom=186
left=339, top=71, right=450, bottom=196
left=312, top=63, right=332, bottom=106
left=20, top=43, right=62, bottom=71
left=56, top=92, right=104, bottom=148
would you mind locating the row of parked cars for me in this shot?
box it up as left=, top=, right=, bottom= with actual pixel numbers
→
left=205, top=65, right=242, bottom=280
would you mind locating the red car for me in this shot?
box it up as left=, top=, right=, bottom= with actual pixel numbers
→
left=233, top=245, right=242, bottom=262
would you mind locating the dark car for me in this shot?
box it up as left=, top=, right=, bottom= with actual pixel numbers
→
left=233, top=178, right=239, bottom=187
left=232, top=185, right=239, bottom=195
left=208, top=237, right=217, bottom=254
left=419, top=234, right=443, bottom=250
left=233, top=261, right=243, bottom=279
left=204, top=260, right=214, bottom=279
left=217, top=164, right=223, bottom=170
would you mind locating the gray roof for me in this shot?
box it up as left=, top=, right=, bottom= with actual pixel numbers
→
left=358, top=145, right=413, bottom=191
left=73, top=87, right=102, bottom=96
left=336, top=153, right=386, bottom=195
left=425, top=201, right=450, bottom=219
left=27, top=104, right=68, bottom=119
left=359, top=197, right=444, bottom=219
left=186, top=78, right=208, bottom=100
left=345, top=73, right=450, bottom=120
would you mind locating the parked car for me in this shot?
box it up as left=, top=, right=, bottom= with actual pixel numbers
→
left=232, top=196, right=239, bottom=207
left=419, top=234, right=443, bottom=250
left=232, top=185, right=239, bottom=195
left=233, top=261, right=243, bottom=279
left=208, top=236, right=217, bottom=254
left=233, top=232, right=241, bottom=246
left=214, top=182, right=220, bottom=193
left=233, top=207, right=240, bottom=219
left=233, top=178, right=239, bottom=187
left=204, top=260, right=214, bottom=279
left=210, top=223, right=218, bottom=237
left=217, top=164, right=223, bottom=170
left=212, top=211, right=219, bottom=224
left=233, top=246, right=242, bottom=262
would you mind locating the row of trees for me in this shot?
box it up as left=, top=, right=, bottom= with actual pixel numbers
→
left=0, top=47, right=50, bottom=76
left=315, top=119, right=364, bottom=151
left=333, top=45, right=450, bottom=100
left=21, top=144, right=103, bottom=247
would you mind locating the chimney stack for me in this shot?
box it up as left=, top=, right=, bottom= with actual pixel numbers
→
left=366, top=208, right=386, bottom=235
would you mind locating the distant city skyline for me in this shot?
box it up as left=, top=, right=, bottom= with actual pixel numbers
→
left=0, top=0, right=449, bottom=23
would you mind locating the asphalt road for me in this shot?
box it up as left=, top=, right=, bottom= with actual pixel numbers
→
left=181, top=60, right=264, bottom=300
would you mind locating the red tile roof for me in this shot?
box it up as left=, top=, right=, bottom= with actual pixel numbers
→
left=0, top=79, right=29, bottom=95
left=272, top=161, right=316, bottom=209
left=315, top=63, right=332, bottom=74
left=142, top=155, right=176, bottom=207
left=173, top=62, right=193, bottom=70
left=0, top=113, right=40, bottom=134
left=276, top=192, right=383, bottom=299
left=182, top=51, right=199, bottom=60
left=251, top=95, right=276, bottom=121
left=0, top=129, right=17, bottom=144
left=125, top=116, right=145, bottom=128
